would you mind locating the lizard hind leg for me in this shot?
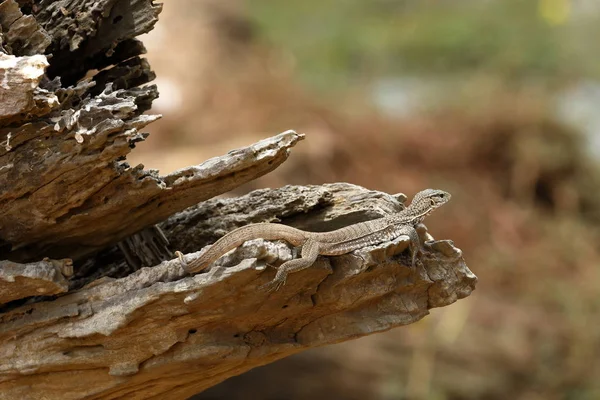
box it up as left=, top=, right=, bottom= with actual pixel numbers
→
left=175, top=251, right=187, bottom=268
left=260, top=238, right=320, bottom=292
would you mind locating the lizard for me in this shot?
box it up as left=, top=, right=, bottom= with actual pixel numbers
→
left=176, top=189, right=451, bottom=291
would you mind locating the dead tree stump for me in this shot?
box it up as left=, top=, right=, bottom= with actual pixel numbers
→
left=0, top=2, right=477, bottom=399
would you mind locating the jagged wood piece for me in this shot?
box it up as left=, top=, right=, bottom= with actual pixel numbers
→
left=0, top=259, right=72, bottom=304
left=117, top=226, right=173, bottom=271
left=0, top=184, right=476, bottom=400
left=177, top=189, right=451, bottom=291
left=0, top=123, right=303, bottom=262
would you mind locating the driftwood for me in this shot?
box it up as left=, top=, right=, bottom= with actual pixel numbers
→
left=0, top=1, right=477, bottom=399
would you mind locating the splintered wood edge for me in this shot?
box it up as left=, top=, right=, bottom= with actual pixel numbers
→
left=0, top=53, right=54, bottom=119
left=2, top=130, right=304, bottom=260
left=0, top=259, right=70, bottom=304
left=0, top=184, right=476, bottom=400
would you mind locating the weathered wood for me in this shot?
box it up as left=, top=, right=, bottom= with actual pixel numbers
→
left=0, top=0, right=51, bottom=57
left=0, top=1, right=477, bottom=398
left=0, top=184, right=476, bottom=400
left=0, top=258, right=71, bottom=304
left=0, top=123, right=304, bottom=261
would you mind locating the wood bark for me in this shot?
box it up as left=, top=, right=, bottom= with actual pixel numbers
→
left=0, top=1, right=477, bottom=399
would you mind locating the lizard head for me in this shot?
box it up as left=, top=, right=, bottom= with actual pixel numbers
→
left=412, top=189, right=451, bottom=212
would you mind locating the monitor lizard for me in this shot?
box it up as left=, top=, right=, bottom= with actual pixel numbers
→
left=176, top=189, right=451, bottom=291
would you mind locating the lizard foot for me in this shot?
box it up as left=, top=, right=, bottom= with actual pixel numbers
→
left=259, top=277, right=286, bottom=293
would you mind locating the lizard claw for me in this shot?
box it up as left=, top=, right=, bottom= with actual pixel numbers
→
left=259, top=277, right=286, bottom=293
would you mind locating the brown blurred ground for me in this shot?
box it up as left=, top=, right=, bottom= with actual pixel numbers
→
left=133, top=2, right=600, bottom=399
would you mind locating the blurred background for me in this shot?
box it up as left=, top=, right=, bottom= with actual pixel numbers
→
left=133, top=1, right=600, bottom=399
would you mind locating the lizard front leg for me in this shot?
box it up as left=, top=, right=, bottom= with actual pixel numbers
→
left=261, top=238, right=320, bottom=292
left=397, top=225, right=421, bottom=267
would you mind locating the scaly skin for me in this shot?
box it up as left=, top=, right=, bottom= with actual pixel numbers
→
left=177, top=189, right=451, bottom=291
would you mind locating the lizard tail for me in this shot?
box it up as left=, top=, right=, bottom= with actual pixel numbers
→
left=189, top=223, right=307, bottom=272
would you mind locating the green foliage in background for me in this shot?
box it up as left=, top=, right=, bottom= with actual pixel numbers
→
left=248, top=0, right=600, bottom=89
